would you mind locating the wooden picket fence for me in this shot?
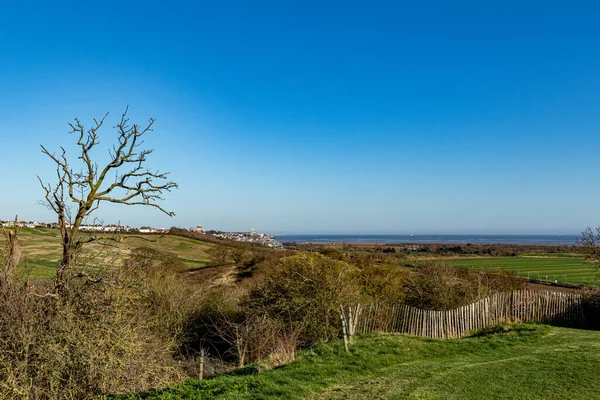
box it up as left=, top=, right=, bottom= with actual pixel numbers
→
left=355, top=290, right=585, bottom=339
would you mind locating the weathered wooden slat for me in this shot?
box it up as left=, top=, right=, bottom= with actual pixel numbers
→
left=354, top=290, right=584, bottom=340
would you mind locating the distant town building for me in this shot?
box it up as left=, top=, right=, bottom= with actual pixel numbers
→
left=139, top=226, right=167, bottom=234
left=79, top=224, right=132, bottom=233
left=195, top=227, right=281, bottom=248
left=190, top=225, right=204, bottom=233
left=0, top=218, right=170, bottom=235
left=0, top=220, right=48, bottom=229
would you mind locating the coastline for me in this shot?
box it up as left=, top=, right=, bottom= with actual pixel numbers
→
left=274, top=234, right=581, bottom=246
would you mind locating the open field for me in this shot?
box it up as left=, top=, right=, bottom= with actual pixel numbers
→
left=4, top=228, right=214, bottom=280
left=128, top=324, right=600, bottom=399
left=441, top=256, right=597, bottom=285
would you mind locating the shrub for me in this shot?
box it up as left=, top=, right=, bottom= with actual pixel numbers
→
left=0, top=279, right=183, bottom=399
left=403, top=262, right=525, bottom=310
left=581, top=287, right=600, bottom=329
left=245, top=253, right=361, bottom=346
left=354, top=261, right=406, bottom=306
left=319, top=246, right=344, bottom=260
left=119, top=247, right=202, bottom=346
left=0, top=246, right=210, bottom=398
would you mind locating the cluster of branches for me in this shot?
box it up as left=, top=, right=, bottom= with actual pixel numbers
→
left=579, top=227, right=600, bottom=263
left=38, top=108, right=177, bottom=290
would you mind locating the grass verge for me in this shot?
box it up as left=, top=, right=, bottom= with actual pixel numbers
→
left=122, top=324, right=600, bottom=399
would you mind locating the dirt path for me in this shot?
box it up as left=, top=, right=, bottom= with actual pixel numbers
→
left=526, top=281, right=583, bottom=293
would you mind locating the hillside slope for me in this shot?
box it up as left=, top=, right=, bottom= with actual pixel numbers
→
left=6, top=228, right=214, bottom=279
left=131, top=324, right=600, bottom=399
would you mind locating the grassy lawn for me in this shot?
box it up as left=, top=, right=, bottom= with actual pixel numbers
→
left=4, top=228, right=214, bottom=280
left=125, top=324, right=600, bottom=399
left=442, top=256, right=597, bottom=285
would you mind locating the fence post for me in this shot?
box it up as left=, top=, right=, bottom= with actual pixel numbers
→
left=347, top=306, right=354, bottom=343
left=340, top=304, right=349, bottom=353
left=199, top=348, right=205, bottom=380
left=339, top=305, right=349, bottom=352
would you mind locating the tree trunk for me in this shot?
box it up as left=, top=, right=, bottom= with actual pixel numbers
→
left=54, top=227, right=80, bottom=291
left=54, top=208, right=87, bottom=291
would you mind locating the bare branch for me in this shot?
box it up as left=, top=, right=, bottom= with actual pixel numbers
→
left=38, top=107, right=178, bottom=291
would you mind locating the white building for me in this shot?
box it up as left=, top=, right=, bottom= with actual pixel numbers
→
left=190, top=225, right=204, bottom=233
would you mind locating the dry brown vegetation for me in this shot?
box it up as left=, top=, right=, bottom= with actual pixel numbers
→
left=0, top=221, right=216, bottom=399
left=0, top=251, right=189, bottom=398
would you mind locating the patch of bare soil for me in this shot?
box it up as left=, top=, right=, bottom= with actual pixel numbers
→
left=183, top=264, right=239, bottom=286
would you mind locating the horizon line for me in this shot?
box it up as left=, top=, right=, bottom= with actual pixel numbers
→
left=272, top=232, right=583, bottom=236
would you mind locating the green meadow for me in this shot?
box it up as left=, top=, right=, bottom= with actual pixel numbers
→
left=442, top=256, right=597, bottom=285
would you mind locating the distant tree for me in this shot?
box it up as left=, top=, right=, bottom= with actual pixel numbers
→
left=579, top=227, right=600, bottom=272
left=38, top=107, right=178, bottom=291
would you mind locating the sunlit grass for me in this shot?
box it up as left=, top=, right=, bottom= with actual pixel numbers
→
left=124, top=324, right=600, bottom=399
left=442, top=256, right=597, bottom=285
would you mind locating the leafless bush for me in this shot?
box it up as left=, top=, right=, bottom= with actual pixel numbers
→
left=197, top=305, right=301, bottom=369
left=210, top=314, right=299, bottom=368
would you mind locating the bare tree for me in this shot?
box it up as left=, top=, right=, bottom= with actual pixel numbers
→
left=579, top=227, right=600, bottom=269
left=38, top=107, right=178, bottom=290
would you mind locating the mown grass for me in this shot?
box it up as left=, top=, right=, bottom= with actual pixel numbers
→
left=4, top=228, right=214, bottom=280
left=122, top=324, right=600, bottom=399
left=442, top=256, right=597, bottom=285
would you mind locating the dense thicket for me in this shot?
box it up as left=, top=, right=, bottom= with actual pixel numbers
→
left=245, top=253, right=361, bottom=346
left=402, top=262, right=525, bottom=310
left=0, top=255, right=187, bottom=398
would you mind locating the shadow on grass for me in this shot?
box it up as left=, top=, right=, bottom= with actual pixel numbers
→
left=470, top=323, right=541, bottom=338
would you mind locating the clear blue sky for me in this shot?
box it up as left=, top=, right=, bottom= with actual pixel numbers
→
left=0, top=1, right=599, bottom=234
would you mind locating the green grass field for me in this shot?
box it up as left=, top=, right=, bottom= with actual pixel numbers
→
left=125, top=324, right=600, bottom=399
left=3, top=228, right=214, bottom=280
left=442, top=256, right=597, bottom=285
